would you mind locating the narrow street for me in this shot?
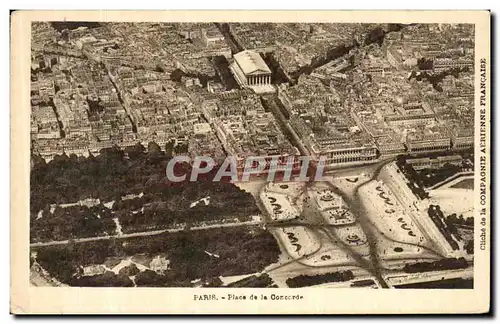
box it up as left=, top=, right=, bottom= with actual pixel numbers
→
left=104, top=64, right=137, bottom=133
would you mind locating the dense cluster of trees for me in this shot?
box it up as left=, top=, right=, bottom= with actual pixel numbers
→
left=31, top=144, right=166, bottom=210
left=403, top=257, right=468, bottom=273
left=286, top=271, right=354, bottom=288
left=31, top=143, right=259, bottom=240
left=445, top=213, right=474, bottom=255
left=35, top=241, right=110, bottom=283
left=116, top=203, right=254, bottom=234
left=226, top=273, right=275, bottom=288
left=50, top=22, right=102, bottom=32
left=134, top=270, right=191, bottom=287
left=443, top=213, right=474, bottom=243
left=396, top=152, right=472, bottom=194
left=446, top=213, right=474, bottom=227
left=112, top=186, right=258, bottom=234
left=34, top=226, right=281, bottom=287
left=31, top=204, right=115, bottom=242
left=70, top=271, right=134, bottom=287
left=418, top=164, right=463, bottom=188
left=119, top=264, right=140, bottom=277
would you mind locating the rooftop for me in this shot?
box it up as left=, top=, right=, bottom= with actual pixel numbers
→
left=233, top=50, right=271, bottom=75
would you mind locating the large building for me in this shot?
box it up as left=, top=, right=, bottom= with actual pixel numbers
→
left=406, top=132, right=451, bottom=153
left=407, top=155, right=463, bottom=171
left=451, top=128, right=474, bottom=150
left=307, top=137, right=379, bottom=167
left=229, top=50, right=272, bottom=91
left=433, top=57, right=474, bottom=72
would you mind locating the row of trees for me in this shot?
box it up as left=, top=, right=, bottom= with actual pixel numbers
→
left=396, top=157, right=429, bottom=199
left=395, top=278, right=473, bottom=289
left=427, top=205, right=460, bottom=250
left=116, top=204, right=253, bottom=234
left=286, top=271, right=354, bottom=288
left=226, top=273, right=275, bottom=288
left=403, top=257, right=468, bottom=273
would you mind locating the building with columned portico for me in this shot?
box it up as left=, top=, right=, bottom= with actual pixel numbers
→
left=229, top=50, right=273, bottom=92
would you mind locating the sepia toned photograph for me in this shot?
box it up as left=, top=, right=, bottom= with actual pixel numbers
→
left=11, top=10, right=491, bottom=314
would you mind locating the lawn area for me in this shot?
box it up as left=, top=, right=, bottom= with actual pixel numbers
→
left=450, top=178, right=474, bottom=190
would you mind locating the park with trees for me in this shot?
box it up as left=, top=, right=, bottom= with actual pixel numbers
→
left=34, top=226, right=281, bottom=287
left=30, top=143, right=259, bottom=242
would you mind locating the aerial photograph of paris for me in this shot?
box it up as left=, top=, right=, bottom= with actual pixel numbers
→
left=30, top=21, right=475, bottom=289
